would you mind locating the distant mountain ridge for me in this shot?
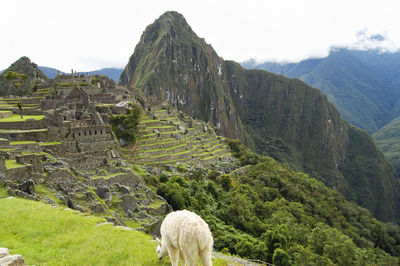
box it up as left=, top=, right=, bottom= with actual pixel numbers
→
left=38, top=66, right=123, bottom=82
left=242, top=49, right=400, bottom=134
left=120, top=11, right=400, bottom=223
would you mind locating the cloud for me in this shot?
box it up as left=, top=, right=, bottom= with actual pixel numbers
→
left=346, top=29, right=399, bottom=52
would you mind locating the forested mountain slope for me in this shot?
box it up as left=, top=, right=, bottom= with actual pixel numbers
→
left=119, top=11, right=400, bottom=223
left=243, top=49, right=400, bottom=134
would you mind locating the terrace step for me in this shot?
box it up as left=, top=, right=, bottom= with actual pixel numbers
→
left=0, top=120, right=45, bottom=130
left=139, top=130, right=182, bottom=140
left=138, top=120, right=165, bottom=127
left=138, top=125, right=178, bottom=134
left=133, top=149, right=192, bottom=163
left=138, top=139, right=187, bottom=151
left=0, top=128, right=50, bottom=142
left=134, top=143, right=187, bottom=157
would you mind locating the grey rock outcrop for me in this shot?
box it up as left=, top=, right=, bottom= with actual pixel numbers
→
left=18, top=179, right=35, bottom=195
left=0, top=248, right=25, bottom=266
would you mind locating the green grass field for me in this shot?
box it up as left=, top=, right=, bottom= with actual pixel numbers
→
left=0, top=198, right=170, bottom=265
left=5, top=159, right=25, bottom=169
left=0, top=197, right=230, bottom=265
left=9, top=141, right=37, bottom=145
left=39, top=141, right=62, bottom=146
left=0, top=114, right=44, bottom=122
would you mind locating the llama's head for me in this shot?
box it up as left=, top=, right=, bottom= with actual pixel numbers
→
left=156, top=237, right=167, bottom=259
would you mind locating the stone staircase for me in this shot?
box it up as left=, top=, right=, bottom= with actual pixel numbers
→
left=123, top=109, right=233, bottom=166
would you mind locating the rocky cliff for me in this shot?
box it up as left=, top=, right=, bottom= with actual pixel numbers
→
left=119, top=11, right=400, bottom=223
left=0, top=56, right=47, bottom=96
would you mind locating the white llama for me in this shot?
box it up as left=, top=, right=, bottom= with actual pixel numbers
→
left=156, top=210, right=213, bottom=266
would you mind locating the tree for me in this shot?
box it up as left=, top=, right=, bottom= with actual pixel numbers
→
left=4, top=71, right=28, bottom=118
left=272, top=248, right=291, bottom=266
left=110, top=103, right=142, bottom=145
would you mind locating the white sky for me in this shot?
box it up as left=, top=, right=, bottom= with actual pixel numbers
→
left=1, top=0, right=400, bottom=72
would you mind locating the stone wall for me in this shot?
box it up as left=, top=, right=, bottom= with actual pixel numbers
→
left=70, top=125, right=109, bottom=142
left=6, top=165, right=33, bottom=181
left=0, top=130, right=50, bottom=142
left=90, top=94, right=116, bottom=103
left=0, top=111, right=12, bottom=118
left=11, top=143, right=41, bottom=152
left=0, top=138, right=10, bottom=147
left=111, top=106, right=128, bottom=114
left=6, top=108, right=43, bottom=115
left=46, top=168, right=76, bottom=184
left=77, top=141, right=117, bottom=153
left=0, top=155, right=5, bottom=173
left=42, top=142, right=76, bottom=155
left=16, top=154, right=45, bottom=173
left=0, top=120, right=45, bottom=130
left=70, top=155, right=107, bottom=170
left=41, top=98, right=66, bottom=111
left=88, top=173, right=144, bottom=188
left=81, top=156, right=107, bottom=170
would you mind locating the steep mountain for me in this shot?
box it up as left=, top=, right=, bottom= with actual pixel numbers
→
left=243, top=49, right=400, bottom=133
left=119, top=11, right=400, bottom=223
left=373, top=117, right=400, bottom=174
left=39, top=66, right=123, bottom=81
left=0, top=56, right=47, bottom=96
left=119, top=11, right=250, bottom=145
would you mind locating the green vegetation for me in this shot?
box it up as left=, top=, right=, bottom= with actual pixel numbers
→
left=0, top=114, right=43, bottom=122
left=110, top=103, right=142, bottom=145
left=55, top=81, right=90, bottom=87
left=34, top=184, right=62, bottom=204
left=0, top=182, right=9, bottom=198
left=10, top=140, right=36, bottom=145
left=39, top=141, right=62, bottom=146
left=244, top=49, right=400, bottom=134
left=5, top=159, right=25, bottom=169
left=0, top=197, right=168, bottom=265
left=152, top=142, right=400, bottom=265
left=0, top=197, right=234, bottom=265
left=4, top=71, right=29, bottom=118
left=373, top=116, right=400, bottom=175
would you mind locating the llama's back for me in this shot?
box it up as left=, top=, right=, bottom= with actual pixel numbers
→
left=179, top=211, right=213, bottom=251
left=161, top=210, right=192, bottom=247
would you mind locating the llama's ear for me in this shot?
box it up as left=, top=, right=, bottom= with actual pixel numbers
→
left=156, top=237, right=161, bottom=245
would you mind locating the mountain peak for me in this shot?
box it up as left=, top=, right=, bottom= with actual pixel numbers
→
left=139, top=11, right=194, bottom=45
left=14, top=56, right=32, bottom=64
left=155, top=11, right=190, bottom=29
left=0, top=56, right=47, bottom=95
left=157, top=10, right=186, bottom=22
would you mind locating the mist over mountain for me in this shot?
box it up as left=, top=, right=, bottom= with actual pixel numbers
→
left=120, top=11, right=400, bottom=223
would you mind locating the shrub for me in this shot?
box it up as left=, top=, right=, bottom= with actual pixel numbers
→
left=110, top=103, right=142, bottom=145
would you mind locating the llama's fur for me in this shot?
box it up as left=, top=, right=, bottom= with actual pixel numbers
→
left=156, top=210, right=213, bottom=266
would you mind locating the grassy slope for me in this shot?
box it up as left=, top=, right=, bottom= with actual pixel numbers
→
left=0, top=197, right=230, bottom=265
